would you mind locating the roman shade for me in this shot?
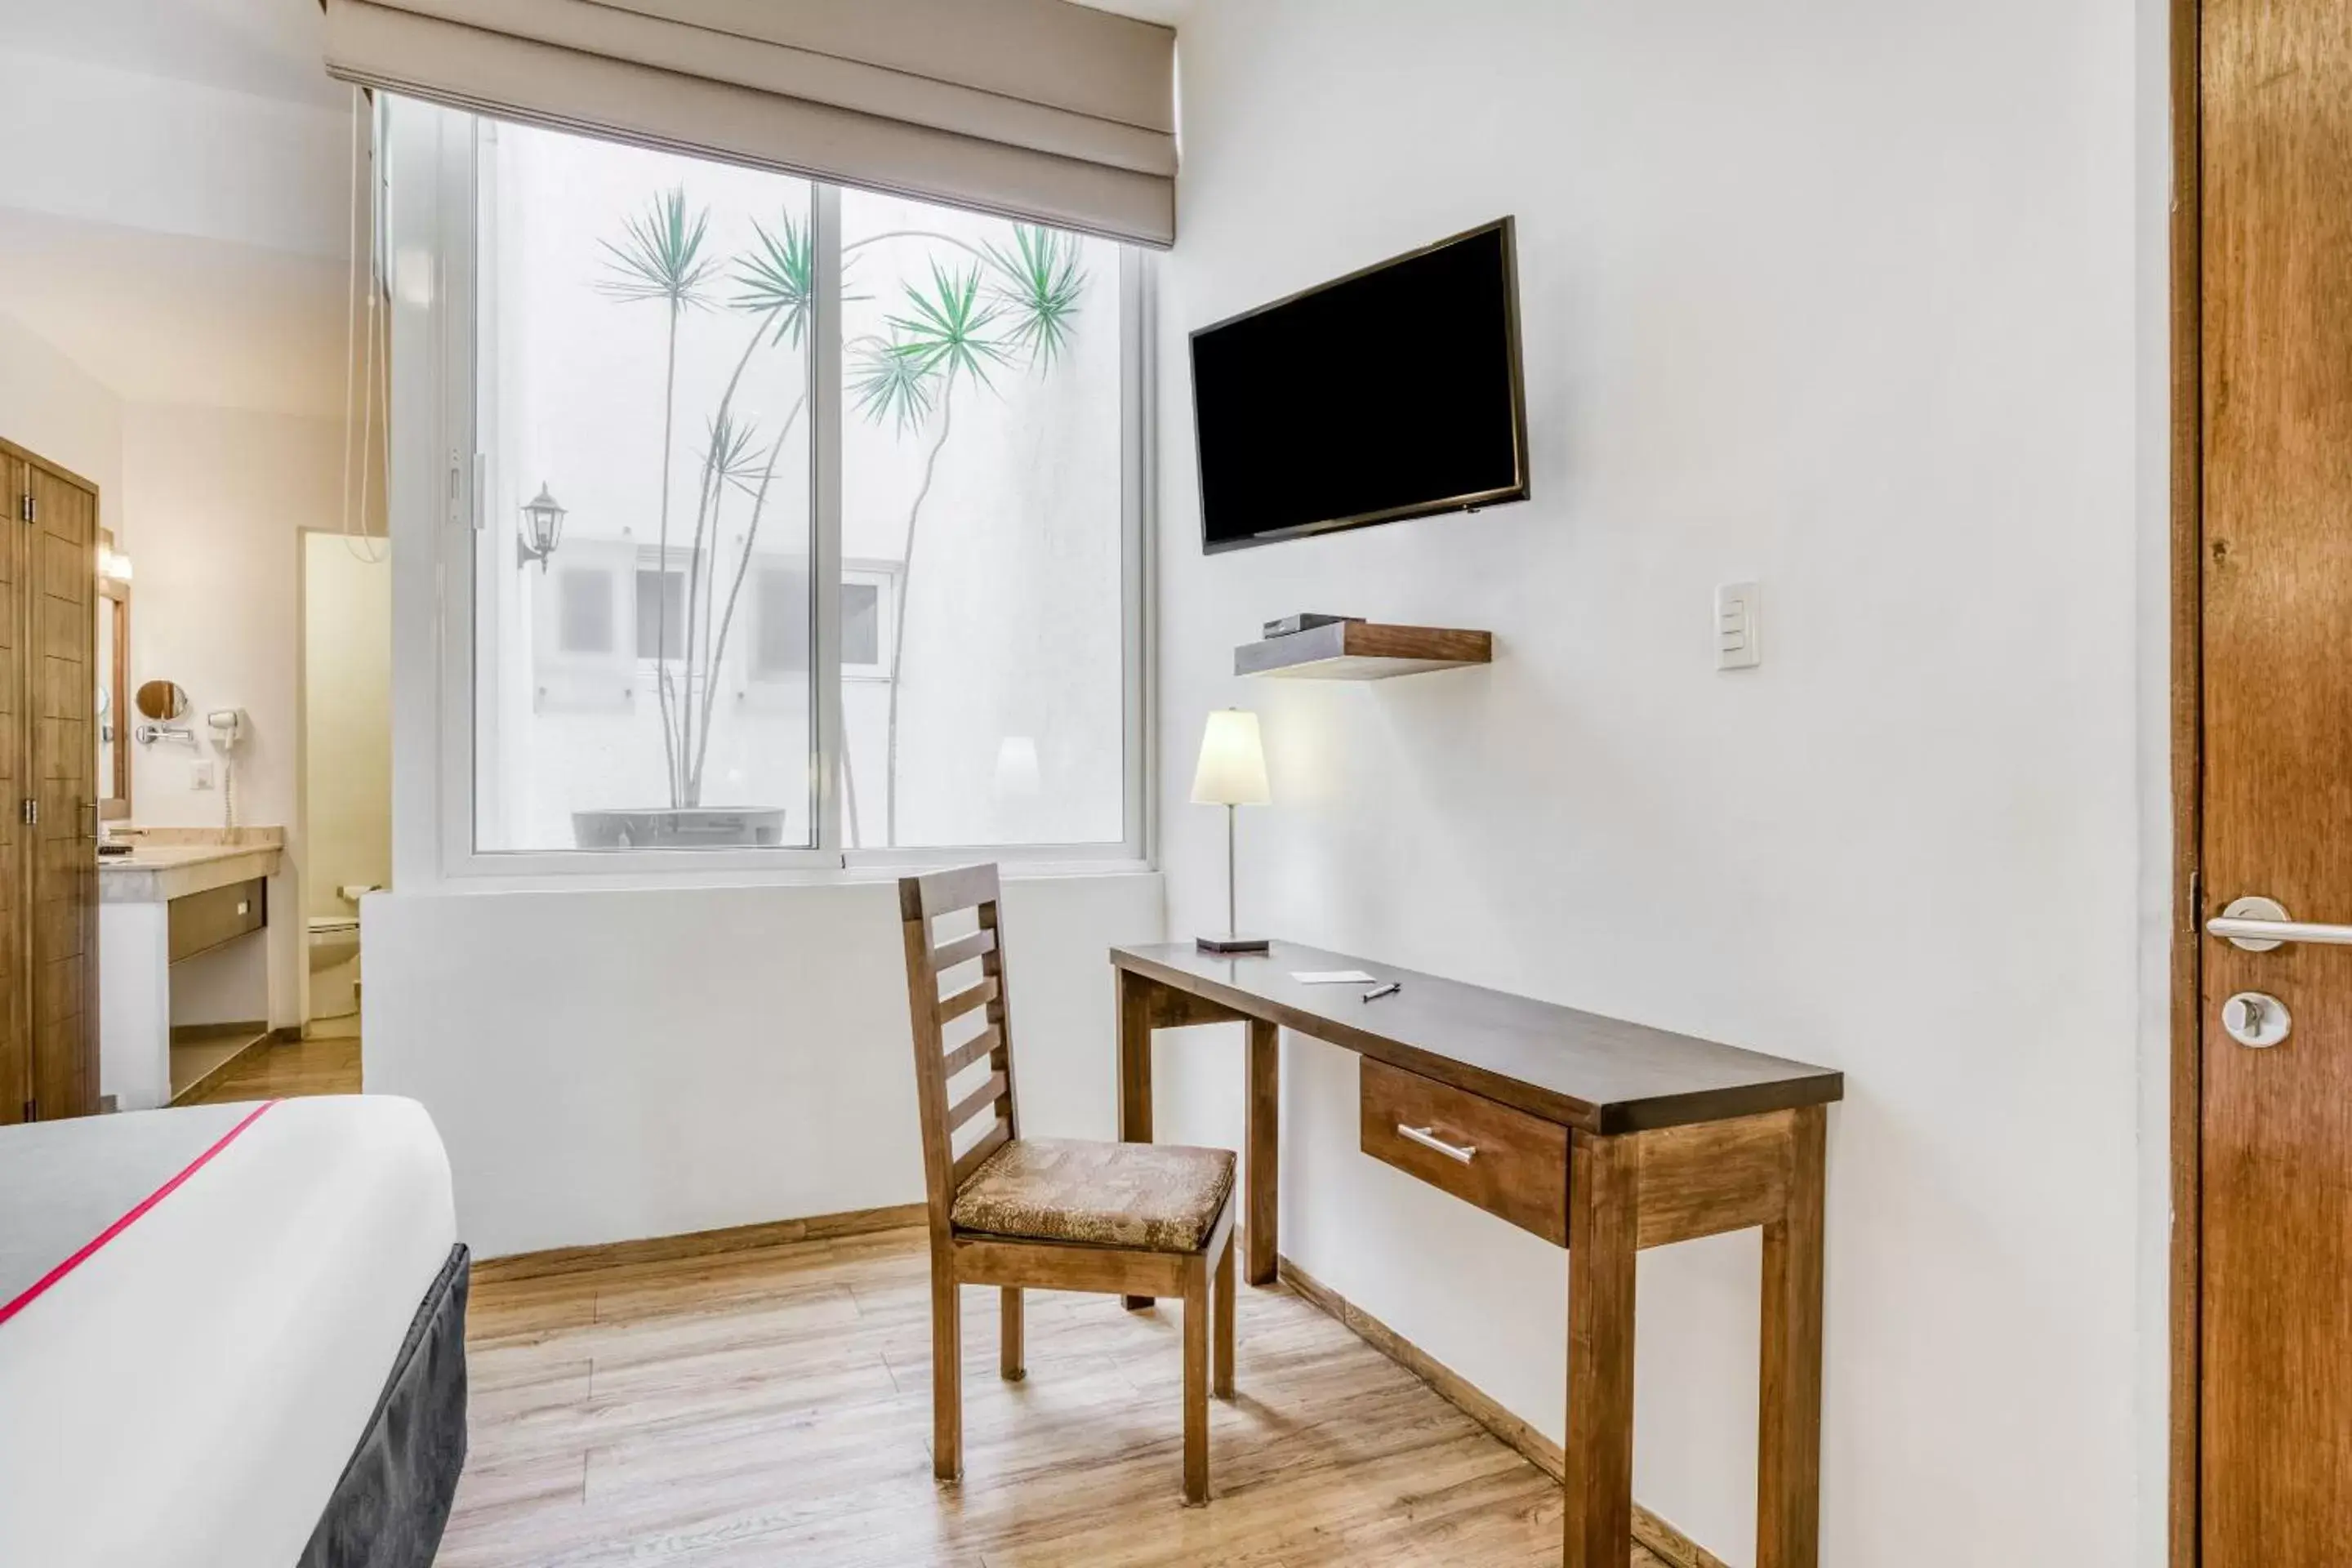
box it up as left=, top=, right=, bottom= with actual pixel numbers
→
left=322, top=0, right=1178, bottom=247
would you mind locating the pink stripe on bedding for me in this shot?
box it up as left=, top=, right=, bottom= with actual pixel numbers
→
left=0, top=1100, right=278, bottom=1329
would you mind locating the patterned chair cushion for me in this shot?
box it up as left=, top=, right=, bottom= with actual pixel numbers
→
left=951, top=1137, right=1236, bottom=1254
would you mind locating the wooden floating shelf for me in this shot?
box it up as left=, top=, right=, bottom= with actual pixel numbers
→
left=1235, top=622, right=1494, bottom=681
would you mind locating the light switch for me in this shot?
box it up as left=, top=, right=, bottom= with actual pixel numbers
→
left=1715, top=581, right=1762, bottom=671
left=190, top=760, right=216, bottom=791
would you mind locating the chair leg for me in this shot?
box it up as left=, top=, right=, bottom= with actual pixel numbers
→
left=1183, top=1254, right=1210, bottom=1506
left=931, top=1270, right=962, bottom=1482
left=1214, top=1236, right=1236, bottom=1401
left=1000, top=1286, right=1026, bottom=1382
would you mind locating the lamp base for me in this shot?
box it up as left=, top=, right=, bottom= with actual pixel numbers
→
left=1196, top=933, right=1272, bottom=955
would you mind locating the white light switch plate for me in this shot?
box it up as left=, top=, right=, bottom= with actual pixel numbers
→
left=1716, top=581, right=1762, bottom=670
left=190, top=760, right=216, bottom=791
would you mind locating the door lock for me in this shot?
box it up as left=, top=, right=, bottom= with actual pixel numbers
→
left=2221, top=991, right=2291, bottom=1049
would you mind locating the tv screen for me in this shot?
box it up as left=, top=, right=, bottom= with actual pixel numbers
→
left=1191, top=218, right=1528, bottom=554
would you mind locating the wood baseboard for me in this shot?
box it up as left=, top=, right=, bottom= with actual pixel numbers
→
left=474, top=1203, right=928, bottom=1285
left=1276, top=1254, right=1728, bottom=1568
left=167, top=1023, right=271, bottom=1106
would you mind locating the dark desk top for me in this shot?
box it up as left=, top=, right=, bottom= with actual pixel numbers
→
left=1113, top=941, right=1842, bottom=1135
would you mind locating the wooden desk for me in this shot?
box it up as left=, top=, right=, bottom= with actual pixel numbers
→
left=1111, top=940, right=1843, bottom=1568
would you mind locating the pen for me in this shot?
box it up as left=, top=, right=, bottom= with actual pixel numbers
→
left=1361, top=981, right=1401, bottom=1002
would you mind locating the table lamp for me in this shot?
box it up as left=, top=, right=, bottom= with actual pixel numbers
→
left=1192, top=708, right=1272, bottom=954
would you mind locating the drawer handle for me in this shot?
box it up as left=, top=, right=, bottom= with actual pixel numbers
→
left=1397, top=1124, right=1477, bottom=1164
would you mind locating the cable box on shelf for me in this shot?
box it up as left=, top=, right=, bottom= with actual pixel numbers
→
left=1262, top=612, right=1365, bottom=639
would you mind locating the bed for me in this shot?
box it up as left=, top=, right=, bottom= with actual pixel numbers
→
left=0, top=1095, right=468, bottom=1568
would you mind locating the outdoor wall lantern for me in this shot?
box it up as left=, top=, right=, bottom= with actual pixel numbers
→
left=518, top=483, right=568, bottom=572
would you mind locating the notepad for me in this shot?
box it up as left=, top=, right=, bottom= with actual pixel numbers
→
left=1290, top=969, right=1376, bottom=984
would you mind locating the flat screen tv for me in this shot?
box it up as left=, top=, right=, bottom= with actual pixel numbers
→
left=1190, top=217, right=1528, bottom=554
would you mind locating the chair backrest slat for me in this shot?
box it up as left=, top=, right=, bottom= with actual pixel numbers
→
left=942, top=1025, right=1003, bottom=1081
left=951, top=1119, right=1013, bottom=1191
left=898, top=863, right=1020, bottom=1241
left=947, top=1070, right=1010, bottom=1134
left=938, top=975, right=1000, bottom=1026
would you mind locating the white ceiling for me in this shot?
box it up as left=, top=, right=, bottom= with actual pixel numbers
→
left=0, top=208, right=347, bottom=417
left=0, top=0, right=348, bottom=412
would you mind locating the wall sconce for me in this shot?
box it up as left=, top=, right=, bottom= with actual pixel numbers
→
left=517, top=483, right=567, bottom=572
left=96, top=545, right=134, bottom=584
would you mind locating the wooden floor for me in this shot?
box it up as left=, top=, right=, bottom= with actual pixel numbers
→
left=167, top=1036, right=1663, bottom=1565
left=177, top=1033, right=362, bottom=1106
left=452, top=1232, right=1665, bottom=1568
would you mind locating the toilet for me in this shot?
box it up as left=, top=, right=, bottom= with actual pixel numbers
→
left=308, top=915, right=361, bottom=971
left=308, top=884, right=377, bottom=1020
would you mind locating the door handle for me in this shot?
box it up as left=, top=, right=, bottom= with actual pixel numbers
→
left=1396, top=1124, right=1477, bottom=1164
left=2207, top=895, right=2352, bottom=952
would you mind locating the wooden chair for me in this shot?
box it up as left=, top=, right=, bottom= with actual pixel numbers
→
left=898, top=863, right=1239, bottom=1506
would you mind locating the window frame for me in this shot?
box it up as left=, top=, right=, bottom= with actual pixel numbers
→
left=837, top=561, right=898, bottom=682
left=390, top=98, right=1153, bottom=883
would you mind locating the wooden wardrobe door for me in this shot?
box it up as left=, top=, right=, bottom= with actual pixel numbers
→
left=25, top=460, right=96, bottom=1119
left=0, top=454, right=25, bottom=1125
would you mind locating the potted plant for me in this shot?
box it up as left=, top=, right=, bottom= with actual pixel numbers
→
left=571, top=189, right=812, bottom=849
left=568, top=189, right=1093, bottom=850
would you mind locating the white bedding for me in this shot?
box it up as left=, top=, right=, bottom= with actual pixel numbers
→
left=0, top=1095, right=457, bottom=1568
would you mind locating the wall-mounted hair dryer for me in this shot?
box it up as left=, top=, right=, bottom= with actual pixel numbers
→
left=206, top=709, right=247, bottom=827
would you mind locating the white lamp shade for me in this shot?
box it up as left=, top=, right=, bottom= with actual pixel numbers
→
left=1191, top=709, right=1271, bottom=806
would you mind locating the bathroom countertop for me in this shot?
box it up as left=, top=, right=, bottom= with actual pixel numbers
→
left=98, top=828, right=285, bottom=903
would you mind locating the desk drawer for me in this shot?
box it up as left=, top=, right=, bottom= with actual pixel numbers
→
left=1360, top=1058, right=1568, bottom=1245
left=168, top=878, right=266, bottom=964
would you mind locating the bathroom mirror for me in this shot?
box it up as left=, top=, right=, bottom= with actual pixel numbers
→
left=135, top=679, right=187, bottom=722
left=96, top=530, right=130, bottom=818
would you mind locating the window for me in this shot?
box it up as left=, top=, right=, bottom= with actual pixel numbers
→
left=387, top=97, right=1143, bottom=869
left=751, top=566, right=812, bottom=680
left=841, top=581, right=880, bottom=670
left=634, top=568, right=688, bottom=663
left=555, top=569, right=613, bottom=655
left=838, top=567, right=897, bottom=679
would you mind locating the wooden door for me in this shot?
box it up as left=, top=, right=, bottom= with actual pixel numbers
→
left=2195, top=0, right=2352, bottom=1556
left=0, top=443, right=99, bottom=1123
left=0, top=454, right=24, bottom=1125
left=25, top=459, right=97, bottom=1118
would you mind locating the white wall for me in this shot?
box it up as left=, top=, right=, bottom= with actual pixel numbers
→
left=366, top=871, right=1162, bottom=1257
left=0, top=310, right=122, bottom=510
left=1153, top=3, right=2154, bottom=1565
left=122, top=404, right=349, bottom=1030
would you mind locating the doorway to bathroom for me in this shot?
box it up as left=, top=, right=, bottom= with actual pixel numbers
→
left=299, top=530, right=390, bottom=1045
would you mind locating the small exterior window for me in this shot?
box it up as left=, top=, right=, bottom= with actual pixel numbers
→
left=556, top=568, right=613, bottom=655
left=635, top=567, right=688, bottom=663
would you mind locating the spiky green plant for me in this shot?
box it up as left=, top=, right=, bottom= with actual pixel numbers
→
left=849, top=333, right=936, bottom=434
left=598, top=188, right=719, bottom=800
left=885, top=261, right=1008, bottom=390
left=592, top=197, right=1092, bottom=834
left=981, top=225, right=1086, bottom=368
left=596, top=187, right=721, bottom=308
left=731, top=212, right=815, bottom=348
left=852, top=245, right=1086, bottom=846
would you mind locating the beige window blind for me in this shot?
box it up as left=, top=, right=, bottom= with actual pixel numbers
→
left=323, top=0, right=1177, bottom=247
